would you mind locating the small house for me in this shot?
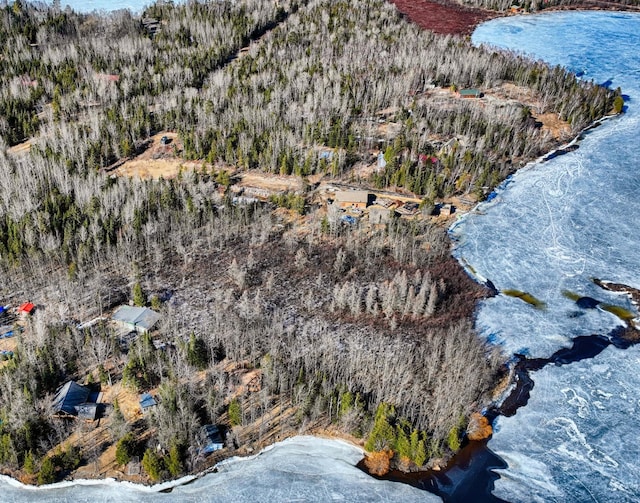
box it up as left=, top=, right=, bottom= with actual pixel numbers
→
left=139, top=393, right=157, bottom=414
left=334, top=190, right=369, bottom=210
left=459, top=89, right=482, bottom=99
left=18, top=302, right=35, bottom=316
left=199, top=425, right=225, bottom=455
left=112, top=306, right=161, bottom=334
left=52, top=381, right=92, bottom=418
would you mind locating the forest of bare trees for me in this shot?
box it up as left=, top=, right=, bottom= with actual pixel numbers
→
left=1, top=0, right=614, bottom=196
left=0, top=0, right=616, bottom=483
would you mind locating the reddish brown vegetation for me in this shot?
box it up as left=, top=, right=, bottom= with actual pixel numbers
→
left=389, top=0, right=497, bottom=35
left=364, top=449, right=394, bottom=476
left=466, top=412, right=493, bottom=441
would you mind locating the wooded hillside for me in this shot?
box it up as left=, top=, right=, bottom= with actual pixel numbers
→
left=0, top=0, right=614, bottom=483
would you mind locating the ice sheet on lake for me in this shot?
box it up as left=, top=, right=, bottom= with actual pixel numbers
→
left=0, top=436, right=438, bottom=503
left=44, top=0, right=147, bottom=13
left=490, top=345, right=640, bottom=502
left=454, top=12, right=640, bottom=358
left=457, top=11, right=640, bottom=502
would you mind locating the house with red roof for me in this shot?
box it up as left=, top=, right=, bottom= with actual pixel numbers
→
left=18, top=302, right=35, bottom=315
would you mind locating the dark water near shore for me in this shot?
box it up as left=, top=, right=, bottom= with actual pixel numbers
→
left=367, top=324, right=635, bottom=502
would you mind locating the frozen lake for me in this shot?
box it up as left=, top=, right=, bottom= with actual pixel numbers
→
left=452, top=10, right=640, bottom=502
left=44, top=0, right=150, bottom=13
left=0, top=436, right=437, bottom=502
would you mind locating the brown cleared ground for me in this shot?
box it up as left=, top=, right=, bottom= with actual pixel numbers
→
left=482, top=82, right=573, bottom=140
left=7, top=140, right=31, bottom=156
left=113, top=132, right=205, bottom=179
left=390, top=0, right=497, bottom=36
left=238, top=171, right=304, bottom=193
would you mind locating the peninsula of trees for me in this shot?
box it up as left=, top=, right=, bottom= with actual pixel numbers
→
left=0, top=0, right=617, bottom=485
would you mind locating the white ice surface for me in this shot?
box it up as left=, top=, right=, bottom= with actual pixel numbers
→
left=55, top=0, right=155, bottom=13
left=0, top=436, right=438, bottom=502
left=454, top=11, right=640, bottom=358
left=42, top=0, right=148, bottom=14
left=457, top=11, right=640, bottom=502
left=489, top=345, right=640, bottom=502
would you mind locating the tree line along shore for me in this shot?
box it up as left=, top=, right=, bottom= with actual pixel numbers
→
left=0, top=0, right=623, bottom=486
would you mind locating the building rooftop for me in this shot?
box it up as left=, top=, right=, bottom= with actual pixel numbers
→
left=52, top=381, right=91, bottom=416
left=459, top=88, right=481, bottom=97
left=334, top=190, right=369, bottom=204
left=140, top=393, right=157, bottom=410
left=18, top=302, right=35, bottom=314
left=112, top=306, right=161, bottom=332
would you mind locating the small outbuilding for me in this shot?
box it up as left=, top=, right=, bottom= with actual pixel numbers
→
left=199, top=424, right=225, bottom=455
left=112, top=306, right=161, bottom=334
left=441, top=203, right=455, bottom=216
left=18, top=302, right=35, bottom=316
left=459, top=89, right=482, bottom=99
left=139, top=393, right=157, bottom=414
left=75, top=403, right=99, bottom=421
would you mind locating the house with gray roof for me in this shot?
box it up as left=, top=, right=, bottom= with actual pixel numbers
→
left=52, top=381, right=94, bottom=419
left=112, top=306, right=161, bottom=334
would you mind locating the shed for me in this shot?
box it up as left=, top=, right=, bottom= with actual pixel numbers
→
left=52, top=381, right=91, bottom=417
left=459, top=89, right=482, bottom=99
left=112, top=306, right=161, bottom=333
left=441, top=203, right=455, bottom=216
left=334, top=191, right=369, bottom=209
left=75, top=403, right=98, bottom=421
left=18, top=302, right=35, bottom=315
left=199, top=424, right=225, bottom=454
left=139, top=393, right=157, bottom=414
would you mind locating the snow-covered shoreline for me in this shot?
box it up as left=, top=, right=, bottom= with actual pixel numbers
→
left=0, top=436, right=438, bottom=502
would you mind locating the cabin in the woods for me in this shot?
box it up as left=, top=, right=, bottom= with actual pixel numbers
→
left=139, top=393, right=158, bottom=414
left=333, top=190, right=370, bottom=210
left=198, top=424, right=225, bottom=454
left=112, top=306, right=161, bottom=334
left=459, top=88, right=482, bottom=99
left=52, top=381, right=97, bottom=420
